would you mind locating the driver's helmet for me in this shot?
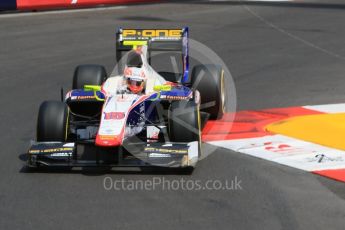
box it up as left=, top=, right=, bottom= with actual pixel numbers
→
left=126, top=75, right=145, bottom=94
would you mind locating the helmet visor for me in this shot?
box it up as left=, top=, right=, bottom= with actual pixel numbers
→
left=127, top=78, right=144, bottom=93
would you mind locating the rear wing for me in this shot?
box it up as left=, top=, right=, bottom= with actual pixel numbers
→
left=116, top=28, right=189, bottom=83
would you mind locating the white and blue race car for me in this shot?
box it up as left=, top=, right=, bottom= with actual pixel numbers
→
left=27, top=28, right=226, bottom=170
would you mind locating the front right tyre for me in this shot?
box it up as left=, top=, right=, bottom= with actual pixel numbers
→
left=72, top=64, right=107, bottom=90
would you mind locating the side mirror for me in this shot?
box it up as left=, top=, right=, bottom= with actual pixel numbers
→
left=84, top=85, right=101, bottom=91
left=153, top=85, right=172, bottom=92
left=84, top=85, right=104, bottom=101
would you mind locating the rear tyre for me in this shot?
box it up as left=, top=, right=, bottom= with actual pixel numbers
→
left=191, top=64, right=225, bottom=119
left=37, top=101, right=69, bottom=142
left=72, top=64, right=107, bottom=89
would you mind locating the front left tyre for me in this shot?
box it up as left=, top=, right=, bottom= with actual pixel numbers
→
left=36, top=101, right=69, bottom=142
left=168, top=101, right=202, bottom=168
left=168, top=101, right=201, bottom=143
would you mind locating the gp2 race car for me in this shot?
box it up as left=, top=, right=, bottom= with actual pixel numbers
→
left=27, top=27, right=226, bottom=170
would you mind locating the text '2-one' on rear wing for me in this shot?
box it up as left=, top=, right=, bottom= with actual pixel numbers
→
left=116, top=28, right=189, bottom=83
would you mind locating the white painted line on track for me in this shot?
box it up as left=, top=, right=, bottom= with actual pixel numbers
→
left=0, top=6, right=127, bottom=18
left=244, top=0, right=293, bottom=1
left=303, top=104, right=345, bottom=114
left=209, top=0, right=293, bottom=2
left=209, top=134, right=345, bottom=172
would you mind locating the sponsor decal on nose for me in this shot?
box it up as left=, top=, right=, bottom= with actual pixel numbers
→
left=104, top=112, right=125, bottom=120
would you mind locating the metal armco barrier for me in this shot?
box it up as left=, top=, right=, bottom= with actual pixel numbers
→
left=16, top=0, right=158, bottom=10
left=0, top=0, right=17, bottom=10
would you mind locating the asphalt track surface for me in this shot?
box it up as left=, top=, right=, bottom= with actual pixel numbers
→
left=1, top=1, right=345, bottom=229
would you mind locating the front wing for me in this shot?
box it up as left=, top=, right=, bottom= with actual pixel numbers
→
left=27, top=141, right=199, bottom=169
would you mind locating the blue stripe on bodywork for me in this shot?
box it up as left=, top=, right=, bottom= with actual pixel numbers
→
left=160, top=86, right=192, bottom=97
left=69, top=90, right=105, bottom=99
left=181, top=27, right=189, bottom=83
left=0, top=0, right=16, bottom=10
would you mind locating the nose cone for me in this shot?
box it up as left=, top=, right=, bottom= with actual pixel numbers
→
left=95, top=135, right=122, bottom=147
